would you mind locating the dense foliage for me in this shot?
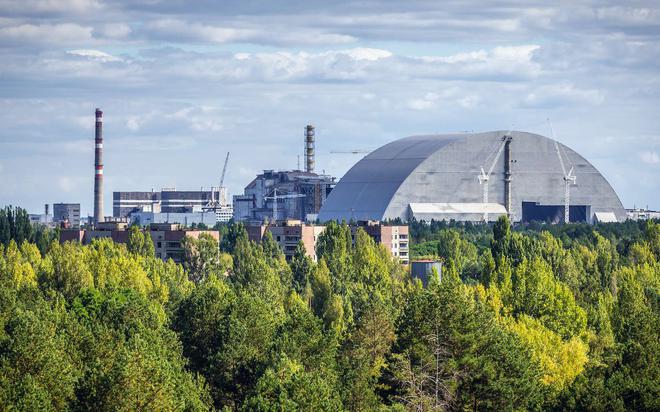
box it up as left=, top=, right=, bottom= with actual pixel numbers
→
left=0, top=207, right=658, bottom=410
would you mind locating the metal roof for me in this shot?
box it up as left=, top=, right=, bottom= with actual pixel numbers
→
left=318, top=131, right=626, bottom=223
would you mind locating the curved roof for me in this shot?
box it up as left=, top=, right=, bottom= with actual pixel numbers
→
left=318, top=131, right=626, bottom=222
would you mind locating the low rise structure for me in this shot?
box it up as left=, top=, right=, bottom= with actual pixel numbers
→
left=245, top=220, right=409, bottom=264
left=246, top=219, right=325, bottom=261
left=411, top=260, right=443, bottom=287
left=626, top=207, right=660, bottom=220
left=59, top=222, right=219, bottom=263
left=53, top=203, right=81, bottom=228
left=350, top=221, right=410, bottom=264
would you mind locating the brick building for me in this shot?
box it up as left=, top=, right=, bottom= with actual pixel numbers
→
left=59, top=222, right=219, bottom=263
left=245, top=220, right=409, bottom=264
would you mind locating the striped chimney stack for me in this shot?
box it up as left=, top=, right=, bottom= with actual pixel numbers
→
left=94, top=108, right=104, bottom=225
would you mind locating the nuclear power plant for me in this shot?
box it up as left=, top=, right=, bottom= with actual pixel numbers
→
left=318, top=131, right=627, bottom=224
left=38, top=108, right=641, bottom=228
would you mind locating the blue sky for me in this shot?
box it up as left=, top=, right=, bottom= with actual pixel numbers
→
left=1, top=0, right=659, bottom=215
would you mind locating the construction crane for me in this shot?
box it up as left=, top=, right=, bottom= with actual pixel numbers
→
left=219, top=152, right=230, bottom=205
left=204, top=152, right=230, bottom=211
left=329, top=149, right=371, bottom=155
left=548, top=120, right=576, bottom=223
left=264, top=188, right=305, bottom=222
left=477, top=134, right=512, bottom=222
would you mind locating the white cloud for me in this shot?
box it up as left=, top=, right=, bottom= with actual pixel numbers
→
left=0, top=23, right=93, bottom=44
left=67, top=49, right=121, bottom=62
left=522, top=83, right=604, bottom=108
left=339, top=48, right=392, bottom=61
left=167, top=106, right=223, bottom=132
left=143, top=19, right=355, bottom=46
left=407, top=92, right=439, bottom=110
left=640, top=150, right=660, bottom=165
left=94, top=23, right=131, bottom=39
left=0, top=0, right=101, bottom=14
left=57, top=176, right=75, bottom=193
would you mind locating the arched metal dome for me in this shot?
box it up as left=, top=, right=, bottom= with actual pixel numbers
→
left=318, top=131, right=625, bottom=223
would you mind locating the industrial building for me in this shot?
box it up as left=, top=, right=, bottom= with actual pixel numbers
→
left=318, top=131, right=626, bottom=224
left=245, top=219, right=409, bottom=264
left=234, top=170, right=335, bottom=223
left=233, top=125, right=336, bottom=223
left=129, top=211, right=218, bottom=227
left=53, top=203, right=81, bottom=228
left=60, top=222, right=219, bottom=263
left=626, top=207, right=660, bottom=221
left=113, top=153, right=233, bottom=225
left=113, top=188, right=232, bottom=224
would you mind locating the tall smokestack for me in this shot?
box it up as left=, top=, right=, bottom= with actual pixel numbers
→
left=94, top=108, right=104, bottom=225
left=305, top=124, right=315, bottom=173
left=503, top=136, right=512, bottom=217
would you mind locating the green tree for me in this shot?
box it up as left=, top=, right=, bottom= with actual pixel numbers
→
left=393, top=271, right=544, bottom=411
left=182, top=233, right=232, bottom=283
left=126, top=225, right=155, bottom=257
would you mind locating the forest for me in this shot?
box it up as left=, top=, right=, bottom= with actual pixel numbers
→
left=0, top=205, right=658, bottom=411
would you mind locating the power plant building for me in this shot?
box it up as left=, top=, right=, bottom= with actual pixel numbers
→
left=318, top=131, right=626, bottom=223
left=233, top=170, right=335, bottom=223
left=113, top=189, right=233, bottom=224
left=53, top=203, right=81, bottom=228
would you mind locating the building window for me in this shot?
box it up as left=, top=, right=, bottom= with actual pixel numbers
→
left=157, top=242, right=162, bottom=248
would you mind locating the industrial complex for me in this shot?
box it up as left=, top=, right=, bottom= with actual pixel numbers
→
left=30, top=108, right=658, bottom=265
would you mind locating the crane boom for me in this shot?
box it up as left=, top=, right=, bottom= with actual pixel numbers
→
left=220, top=152, right=230, bottom=188
left=329, top=149, right=371, bottom=154
left=548, top=119, right=576, bottom=223
left=264, top=188, right=305, bottom=221
left=478, top=134, right=512, bottom=222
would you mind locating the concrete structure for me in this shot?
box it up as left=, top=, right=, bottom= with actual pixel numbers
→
left=411, top=260, right=443, bottom=287
left=233, top=170, right=335, bottom=223
left=94, top=108, right=104, bottom=225
left=53, top=203, right=81, bottom=228
left=627, top=207, right=660, bottom=220
left=114, top=189, right=231, bottom=223
left=305, top=125, right=315, bottom=173
left=319, top=131, right=626, bottom=223
left=59, top=222, right=219, bottom=263
left=350, top=221, right=410, bottom=264
left=130, top=211, right=218, bottom=227
left=245, top=220, right=409, bottom=264
left=246, top=219, right=325, bottom=261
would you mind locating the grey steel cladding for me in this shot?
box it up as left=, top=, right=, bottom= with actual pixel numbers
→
left=317, top=131, right=626, bottom=223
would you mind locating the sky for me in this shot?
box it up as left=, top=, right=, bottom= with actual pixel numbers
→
left=1, top=0, right=659, bottom=216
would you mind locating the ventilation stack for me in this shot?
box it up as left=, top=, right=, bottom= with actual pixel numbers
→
left=94, top=108, right=104, bottom=225
left=504, top=136, right=513, bottom=217
left=305, top=125, right=315, bottom=173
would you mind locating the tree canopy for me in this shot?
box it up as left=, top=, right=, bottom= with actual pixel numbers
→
left=0, top=212, right=658, bottom=410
